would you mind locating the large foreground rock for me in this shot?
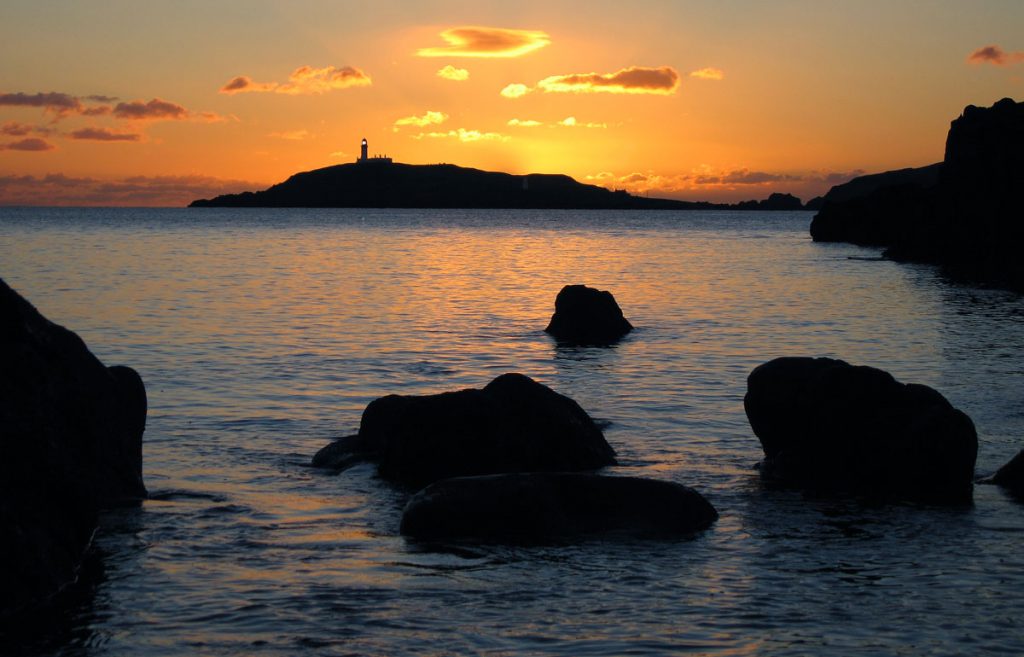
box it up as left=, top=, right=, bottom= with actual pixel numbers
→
left=400, top=473, right=718, bottom=540
left=313, top=373, right=616, bottom=488
left=544, top=284, right=633, bottom=344
left=1, top=278, right=146, bottom=616
left=744, top=357, right=977, bottom=503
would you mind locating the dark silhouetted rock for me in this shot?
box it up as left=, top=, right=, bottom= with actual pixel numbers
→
left=400, top=473, right=718, bottom=541
left=810, top=98, right=1024, bottom=291
left=311, top=434, right=369, bottom=470
left=312, top=373, right=615, bottom=488
left=804, top=195, right=825, bottom=211
left=743, top=357, right=977, bottom=503
left=1, top=278, right=146, bottom=616
left=989, top=449, right=1024, bottom=494
left=732, top=192, right=805, bottom=211
left=544, top=284, right=633, bottom=344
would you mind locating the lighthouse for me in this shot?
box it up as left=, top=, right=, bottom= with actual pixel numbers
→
left=360, top=138, right=368, bottom=162
left=356, top=137, right=392, bottom=165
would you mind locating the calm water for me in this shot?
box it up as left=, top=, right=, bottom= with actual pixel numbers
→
left=1, top=207, right=1023, bottom=656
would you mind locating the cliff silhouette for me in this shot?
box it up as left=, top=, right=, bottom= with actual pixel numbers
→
left=189, top=162, right=810, bottom=211
left=811, top=98, right=1024, bottom=291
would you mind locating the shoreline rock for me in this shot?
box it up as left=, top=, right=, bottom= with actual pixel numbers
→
left=544, top=284, right=633, bottom=345
left=1, top=278, right=147, bottom=616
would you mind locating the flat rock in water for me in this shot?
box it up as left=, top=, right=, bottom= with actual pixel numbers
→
left=400, top=473, right=718, bottom=541
left=744, top=356, right=977, bottom=503
left=544, top=284, right=633, bottom=345
left=1, top=278, right=147, bottom=616
left=313, top=373, right=615, bottom=488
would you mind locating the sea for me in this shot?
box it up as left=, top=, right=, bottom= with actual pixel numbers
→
left=1, top=207, right=1022, bottom=656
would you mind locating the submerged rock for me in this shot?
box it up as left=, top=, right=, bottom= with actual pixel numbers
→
left=1, top=278, right=147, bottom=616
left=988, top=449, right=1024, bottom=495
left=743, top=357, right=977, bottom=503
left=400, top=473, right=718, bottom=540
left=313, top=373, right=615, bottom=488
left=544, top=284, right=633, bottom=344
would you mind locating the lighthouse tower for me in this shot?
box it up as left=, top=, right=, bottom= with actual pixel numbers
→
left=355, top=137, right=392, bottom=165
left=360, top=137, right=368, bottom=162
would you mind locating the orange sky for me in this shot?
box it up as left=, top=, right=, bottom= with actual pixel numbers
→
left=1, top=1, right=1022, bottom=206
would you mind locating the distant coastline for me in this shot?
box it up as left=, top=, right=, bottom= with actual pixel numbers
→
left=189, top=161, right=813, bottom=211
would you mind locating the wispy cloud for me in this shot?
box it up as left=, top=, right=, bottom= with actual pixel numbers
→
left=0, top=91, right=110, bottom=119
left=393, top=110, right=449, bottom=130
left=69, top=127, right=142, bottom=142
left=558, top=116, right=607, bottom=128
left=267, top=129, right=312, bottom=140
left=689, top=67, right=725, bottom=80
left=1, top=121, right=51, bottom=137
left=967, top=44, right=1024, bottom=66
left=220, top=65, right=372, bottom=95
left=418, top=26, right=550, bottom=58
left=411, top=128, right=509, bottom=142
left=0, top=137, right=56, bottom=151
left=507, top=118, right=543, bottom=127
left=0, top=173, right=267, bottom=206
left=437, top=65, right=470, bottom=81
left=537, top=66, right=680, bottom=95
left=112, top=98, right=189, bottom=121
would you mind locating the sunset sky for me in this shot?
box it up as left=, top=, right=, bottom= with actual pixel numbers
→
left=1, top=0, right=1022, bottom=206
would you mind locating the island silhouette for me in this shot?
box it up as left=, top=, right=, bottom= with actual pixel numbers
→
left=190, top=140, right=807, bottom=210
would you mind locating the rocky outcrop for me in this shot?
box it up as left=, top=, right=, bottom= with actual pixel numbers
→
left=400, top=473, right=718, bottom=540
left=312, top=373, right=615, bottom=488
left=988, top=449, right=1024, bottom=495
left=810, top=98, right=1024, bottom=291
left=732, top=192, right=805, bottom=211
left=544, top=285, right=633, bottom=345
left=743, top=357, right=977, bottom=503
left=1, top=278, right=147, bottom=616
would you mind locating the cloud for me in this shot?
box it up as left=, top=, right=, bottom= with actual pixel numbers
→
left=0, top=173, right=267, bottom=206
left=437, top=65, right=470, bottom=81
left=558, top=116, right=607, bottom=128
left=690, top=67, right=725, bottom=80
left=219, top=65, right=372, bottom=95
left=417, top=26, right=550, bottom=58
left=267, top=129, right=312, bottom=140
left=411, top=128, right=509, bottom=142
left=69, top=127, right=142, bottom=142
left=507, top=118, right=543, bottom=127
left=1, top=121, right=40, bottom=136
left=536, top=66, right=680, bottom=95
left=500, top=83, right=531, bottom=99
left=0, top=137, right=56, bottom=151
left=0, top=91, right=85, bottom=116
left=967, top=45, right=1024, bottom=66
left=693, top=169, right=801, bottom=185
left=112, top=98, right=189, bottom=121
left=621, top=173, right=648, bottom=183
left=393, top=110, right=449, bottom=130
left=585, top=171, right=615, bottom=181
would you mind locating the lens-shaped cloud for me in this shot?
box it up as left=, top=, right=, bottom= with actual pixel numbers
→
left=112, top=98, right=189, bottom=121
left=411, top=128, right=509, bottom=142
left=418, top=27, right=550, bottom=58
left=0, top=137, right=55, bottom=151
left=537, top=66, right=680, bottom=95
left=689, top=67, right=725, bottom=80
left=69, top=127, right=142, bottom=142
left=507, top=118, right=543, bottom=127
left=967, top=45, right=1024, bottom=66
left=393, top=110, right=449, bottom=131
left=500, top=83, right=531, bottom=99
left=437, top=65, right=470, bottom=81
left=220, top=66, right=372, bottom=95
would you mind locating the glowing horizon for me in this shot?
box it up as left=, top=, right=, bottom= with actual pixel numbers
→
left=0, top=2, right=1021, bottom=206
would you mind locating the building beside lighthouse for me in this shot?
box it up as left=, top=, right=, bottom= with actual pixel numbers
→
left=356, top=137, right=392, bottom=164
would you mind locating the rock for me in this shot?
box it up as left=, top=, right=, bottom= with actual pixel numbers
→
left=311, top=434, right=369, bottom=470
left=989, top=449, right=1024, bottom=494
left=313, top=373, right=616, bottom=488
left=400, top=473, right=718, bottom=540
left=1, top=278, right=146, bottom=616
left=544, top=284, right=633, bottom=344
left=743, top=357, right=977, bottom=503
left=809, top=98, right=1024, bottom=291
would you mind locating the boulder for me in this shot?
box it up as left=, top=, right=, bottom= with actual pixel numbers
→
left=743, top=357, right=977, bottom=503
left=989, top=449, right=1024, bottom=494
left=313, top=373, right=616, bottom=488
left=1, top=278, right=147, bottom=616
left=544, top=284, right=633, bottom=344
left=400, top=473, right=718, bottom=540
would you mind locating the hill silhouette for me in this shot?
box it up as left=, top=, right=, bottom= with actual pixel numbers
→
left=189, top=162, right=809, bottom=210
